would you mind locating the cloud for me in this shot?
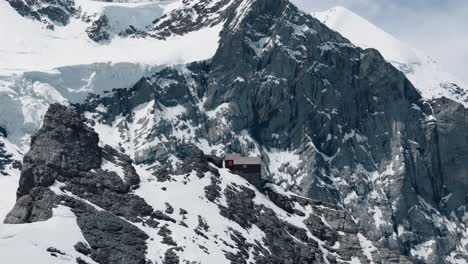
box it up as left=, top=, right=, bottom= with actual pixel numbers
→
left=291, top=0, right=468, bottom=85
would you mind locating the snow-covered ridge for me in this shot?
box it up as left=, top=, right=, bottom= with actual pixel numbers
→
left=313, top=6, right=468, bottom=107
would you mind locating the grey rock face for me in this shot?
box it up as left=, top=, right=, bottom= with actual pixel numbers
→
left=4, top=104, right=156, bottom=263
left=0, top=140, right=21, bottom=176
left=149, top=0, right=237, bottom=39
left=440, top=83, right=468, bottom=105
left=431, top=98, right=468, bottom=215
left=0, top=126, right=7, bottom=138
left=221, top=184, right=321, bottom=263
left=73, top=206, right=149, bottom=264
left=6, top=0, right=77, bottom=29
left=86, top=15, right=112, bottom=43
left=16, top=104, right=101, bottom=197
left=4, top=188, right=59, bottom=224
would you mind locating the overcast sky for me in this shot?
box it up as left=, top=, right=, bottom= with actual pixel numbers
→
left=291, top=0, right=468, bottom=85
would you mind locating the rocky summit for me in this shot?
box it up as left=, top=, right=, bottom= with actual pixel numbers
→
left=0, top=0, right=467, bottom=264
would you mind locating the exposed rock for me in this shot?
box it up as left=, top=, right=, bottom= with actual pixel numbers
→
left=165, top=202, right=174, bottom=214
left=431, top=97, right=468, bottom=215
left=4, top=188, right=59, bottom=224
left=152, top=210, right=176, bottom=223
left=158, top=224, right=178, bottom=246
left=86, top=15, right=111, bottom=43
left=220, top=184, right=320, bottom=263
left=6, top=0, right=77, bottom=28
left=5, top=104, right=153, bottom=263
left=0, top=139, right=21, bottom=176
left=47, top=247, right=66, bottom=256
left=179, top=208, right=188, bottom=216
left=220, top=185, right=257, bottom=229
left=73, top=205, right=149, bottom=264
left=0, top=127, right=7, bottom=138
left=204, top=175, right=222, bottom=202
left=163, top=248, right=180, bottom=264
left=74, top=242, right=91, bottom=256
left=75, top=0, right=468, bottom=259
left=149, top=0, right=236, bottom=40
left=76, top=257, right=90, bottom=264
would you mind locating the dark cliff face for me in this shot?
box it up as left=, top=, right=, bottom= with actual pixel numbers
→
left=205, top=2, right=460, bottom=259
left=17, top=104, right=101, bottom=197
left=431, top=98, right=468, bottom=215
left=6, top=0, right=77, bottom=29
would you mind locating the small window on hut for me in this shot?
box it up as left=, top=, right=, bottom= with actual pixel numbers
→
left=242, top=164, right=247, bottom=169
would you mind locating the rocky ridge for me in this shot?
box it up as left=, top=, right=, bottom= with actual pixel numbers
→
left=86, top=0, right=246, bottom=42
left=6, top=0, right=246, bottom=43
left=6, top=0, right=78, bottom=29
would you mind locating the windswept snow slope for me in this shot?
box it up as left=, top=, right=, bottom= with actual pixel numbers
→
left=313, top=6, right=468, bottom=106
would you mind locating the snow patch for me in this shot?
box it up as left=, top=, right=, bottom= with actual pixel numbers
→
left=101, top=159, right=125, bottom=180
left=0, top=206, right=97, bottom=264
left=357, top=233, right=377, bottom=264
left=411, top=240, right=435, bottom=261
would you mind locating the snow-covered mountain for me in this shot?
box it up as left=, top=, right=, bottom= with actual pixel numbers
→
left=0, top=1, right=467, bottom=264
left=313, top=6, right=468, bottom=106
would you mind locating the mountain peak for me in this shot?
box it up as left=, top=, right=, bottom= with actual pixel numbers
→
left=314, top=6, right=418, bottom=63
left=313, top=6, right=468, bottom=106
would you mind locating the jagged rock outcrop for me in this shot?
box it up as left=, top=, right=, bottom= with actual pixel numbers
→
left=149, top=0, right=237, bottom=39
left=0, top=131, right=22, bottom=176
left=4, top=104, right=154, bottom=264
left=0, top=141, right=19, bottom=176
left=86, top=15, right=112, bottom=43
left=6, top=0, right=77, bottom=29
